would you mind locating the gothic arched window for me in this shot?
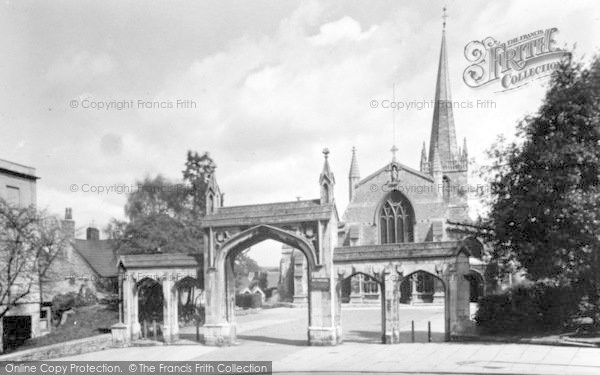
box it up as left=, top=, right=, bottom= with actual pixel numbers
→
left=379, top=190, right=414, bottom=244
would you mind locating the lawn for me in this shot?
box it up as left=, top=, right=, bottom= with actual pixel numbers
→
left=17, top=304, right=118, bottom=351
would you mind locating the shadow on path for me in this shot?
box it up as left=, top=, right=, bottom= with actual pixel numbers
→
left=236, top=334, right=308, bottom=346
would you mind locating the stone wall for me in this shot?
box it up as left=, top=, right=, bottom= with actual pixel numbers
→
left=0, top=334, right=112, bottom=361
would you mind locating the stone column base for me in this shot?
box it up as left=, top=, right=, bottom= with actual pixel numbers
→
left=162, top=325, right=179, bottom=343
left=293, top=295, right=308, bottom=305
left=131, top=321, right=141, bottom=340
left=110, top=322, right=129, bottom=347
left=203, top=323, right=237, bottom=346
left=384, top=329, right=400, bottom=344
left=308, top=326, right=339, bottom=346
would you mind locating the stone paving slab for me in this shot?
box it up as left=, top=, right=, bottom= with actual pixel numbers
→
left=54, top=307, right=600, bottom=374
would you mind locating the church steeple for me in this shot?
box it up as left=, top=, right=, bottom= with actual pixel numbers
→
left=348, top=147, right=360, bottom=201
left=428, top=8, right=458, bottom=166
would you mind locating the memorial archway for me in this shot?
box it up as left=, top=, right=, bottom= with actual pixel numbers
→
left=201, top=199, right=340, bottom=346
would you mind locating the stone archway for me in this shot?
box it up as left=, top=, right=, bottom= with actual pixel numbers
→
left=336, top=270, right=386, bottom=343
left=202, top=219, right=339, bottom=346
left=398, top=270, right=447, bottom=342
left=118, top=253, right=201, bottom=343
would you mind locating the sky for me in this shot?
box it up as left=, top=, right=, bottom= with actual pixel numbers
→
left=1, top=0, right=598, bottom=266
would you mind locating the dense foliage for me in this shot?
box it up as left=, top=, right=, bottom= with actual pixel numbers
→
left=475, top=282, right=582, bottom=334
left=482, top=55, right=600, bottom=325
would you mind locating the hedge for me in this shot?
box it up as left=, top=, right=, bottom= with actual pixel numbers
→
left=475, top=282, right=582, bottom=334
left=235, top=293, right=262, bottom=309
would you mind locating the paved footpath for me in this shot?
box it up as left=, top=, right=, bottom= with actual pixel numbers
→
left=58, top=307, right=600, bottom=375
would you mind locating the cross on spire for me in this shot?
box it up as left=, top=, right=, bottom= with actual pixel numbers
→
left=390, top=145, right=398, bottom=162
left=442, top=6, right=448, bottom=29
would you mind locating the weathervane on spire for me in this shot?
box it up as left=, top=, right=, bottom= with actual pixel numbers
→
left=442, top=6, right=448, bottom=29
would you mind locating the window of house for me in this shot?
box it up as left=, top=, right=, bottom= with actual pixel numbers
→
left=379, top=190, right=414, bottom=244
left=6, top=186, right=21, bottom=206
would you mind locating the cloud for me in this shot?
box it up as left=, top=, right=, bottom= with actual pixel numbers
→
left=46, top=52, right=115, bottom=84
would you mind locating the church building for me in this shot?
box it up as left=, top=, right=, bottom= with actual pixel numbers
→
left=280, top=24, right=485, bottom=306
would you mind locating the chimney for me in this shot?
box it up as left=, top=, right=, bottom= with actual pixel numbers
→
left=86, top=226, right=100, bottom=241
left=61, top=208, right=75, bottom=239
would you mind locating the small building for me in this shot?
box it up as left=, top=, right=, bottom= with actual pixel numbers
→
left=0, top=159, right=40, bottom=352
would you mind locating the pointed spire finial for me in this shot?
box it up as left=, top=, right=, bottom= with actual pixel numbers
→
left=391, top=145, right=398, bottom=163
left=323, top=148, right=330, bottom=159
left=349, top=146, right=360, bottom=178
left=442, top=6, right=448, bottom=30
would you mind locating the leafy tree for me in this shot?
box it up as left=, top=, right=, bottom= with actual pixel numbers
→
left=182, top=151, right=217, bottom=217
left=484, top=55, right=600, bottom=324
left=108, top=152, right=220, bottom=255
left=0, top=199, right=67, bottom=320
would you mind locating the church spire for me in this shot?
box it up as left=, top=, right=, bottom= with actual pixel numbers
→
left=348, top=147, right=360, bottom=201
left=428, top=7, right=458, bottom=166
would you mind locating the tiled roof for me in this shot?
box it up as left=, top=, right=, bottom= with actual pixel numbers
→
left=71, top=239, right=118, bottom=277
left=333, top=241, right=468, bottom=263
left=118, top=253, right=201, bottom=269
left=201, top=199, right=334, bottom=227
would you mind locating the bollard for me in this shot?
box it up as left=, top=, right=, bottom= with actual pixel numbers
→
left=411, top=320, right=415, bottom=342
left=143, top=320, right=148, bottom=339
left=152, top=320, right=157, bottom=340
left=428, top=321, right=431, bottom=343
left=196, top=319, right=200, bottom=342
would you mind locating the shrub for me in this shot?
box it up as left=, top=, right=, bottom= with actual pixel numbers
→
left=475, top=282, right=582, bottom=334
left=235, top=293, right=262, bottom=309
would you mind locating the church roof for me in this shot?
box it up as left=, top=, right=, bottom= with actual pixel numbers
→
left=355, top=161, right=433, bottom=189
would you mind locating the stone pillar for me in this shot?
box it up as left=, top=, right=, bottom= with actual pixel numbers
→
left=203, top=259, right=236, bottom=346
left=411, top=274, right=419, bottom=305
left=123, top=273, right=140, bottom=341
left=131, top=281, right=140, bottom=340
left=162, top=278, right=173, bottom=342
left=293, top=250, right=308, bottom=304
left=171, top=283, right=179, bottom=341
left=307, top=269, right=338, bottom=345
left=383, top=274, right=400, bottom=344
left=447, top=253, right=474, bottom=338
left=349, top=274, right=363, bottom=304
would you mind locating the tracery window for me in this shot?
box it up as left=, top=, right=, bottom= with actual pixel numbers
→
left=379, top=191, right=414, bottom=244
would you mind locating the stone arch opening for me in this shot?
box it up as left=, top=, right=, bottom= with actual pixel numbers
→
left=338, top=272, right=385, bottom=344
left=137, top=277, right=164, bottom=339
left=212, top=225, right=318, bottom=346
left=375, top=190, right=415, bottom=244
left=466, top=269, right=484, bottom=303
left=398, top=270, right=447, bottom=342
left=175, top=276, right=203, bottom=326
